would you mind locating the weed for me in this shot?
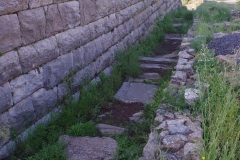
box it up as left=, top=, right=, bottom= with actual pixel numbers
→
left=66, top=121, right=97, bottom=137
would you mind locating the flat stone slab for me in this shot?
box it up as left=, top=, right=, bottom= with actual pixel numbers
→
left=139, top=57, right=177, bottom=65
left=140, top=72, right=161, bottom=80
left=59, top=135, right=117, bottom=160
left=158, top=51, right=179, bottom=59
left=96, top=123, right=125, bottom=136
left=114, top=82, right=158, bottom=104
left=140, top=64, right=173, bottom=73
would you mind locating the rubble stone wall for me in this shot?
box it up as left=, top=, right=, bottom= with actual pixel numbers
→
left=0, top=0, right=181, bottom=158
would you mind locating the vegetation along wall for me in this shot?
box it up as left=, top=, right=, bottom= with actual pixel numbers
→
left=0, top=0, right=181, bottom=158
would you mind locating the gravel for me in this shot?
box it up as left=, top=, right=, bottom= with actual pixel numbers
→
left=207, top=33, right=240, bottom=56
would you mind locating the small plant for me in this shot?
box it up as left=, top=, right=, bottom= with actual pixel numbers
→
left=66, top=121, right=97, bottom=137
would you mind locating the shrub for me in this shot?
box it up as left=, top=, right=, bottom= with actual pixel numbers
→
left=67, top=121, right=97, bottom=137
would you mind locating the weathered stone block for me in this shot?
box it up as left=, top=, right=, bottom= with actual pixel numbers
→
left=31, top=88, right=57, bottom=119
left=72, top=47, right=85, bottom=71
left=18, top=36, right=59, bottom=73
left=89, top=18, right=107, bottom=38
left=57, top=83, right=68, bottom=101
left=79, top=0, right=97, bottom=25
left=43, top=53, right=73, bottom=89
left=72, top=62, right=96, bottom=89
left=105, top=13, right=119, bottom=31
left=18, top=7, right=46, bottom=45
left=83, top=41, right=97, bottom=66
left=55, top=28, right=82, bottom=55
left=10, top=68, right=43, bottom=104
left=95, top=51, right=111, bottom=74
left=7, top=98, right=36, bottom=134
left=0, top=83, right=13, bottom=114
left=0, top=14, right=22, bottom=53
left=45, top=4, right=64, bottom=37
left=53, top=0, right=69, bottom=3
left=0, top=0, right=28, bottom=16
left=58, top=1, right=80, bottom=29
left=96, top=0, right=111, bottom=18
left=0, top=51, right=22, bottom=86
left=29, top=0, right=52, bottom=9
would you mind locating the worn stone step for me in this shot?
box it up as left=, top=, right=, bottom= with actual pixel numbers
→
left=139, top=57, right=177, bottom=65
left=114, top=82, right=158, bottom=104
left=140, top=72, right=162, bottom=80
left=165, top=33, right=182, bottom=40
left=157, top=51, right=179, bottom=59
left=96, top=123, right=125, bottom=136
left=59, top=135, right=117, bottom=160
left=173, top=23, right=188, bottom=28
left=140, top=63, right=173, bottom=73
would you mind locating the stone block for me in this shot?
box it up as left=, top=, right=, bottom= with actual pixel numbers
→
left=18, top=7, right=46, bottom=45
left=83, top=41, right=97, bottom=66
left=0, top=51, right=22, bottom=86
left=72, top=47, right=85, bottom=71
left=18, top=36, right=59, bottom=73
left=45, top=4, right=64, bottom=37
left=72, top=62, right=96, bottom=89
left=10, top=68, right=44, bottom=104
left=0, top=83, right=13, bottom=114
left=0, top=14, right=22, bottom=53
left=0, top=0, right=28, bottom=16
left=31, top=88, right=57, bottom=119
left=79, top=0, right=97, bottom=25
left=43, top=53, right=73, bottom=89
left=95, top=51, right=111, bottom=74
left=105, top=13, right=119, bottom=31
left=56, top=28, right=82, bottom=55
left=29, top=0, right=52, bottom=9
left=96, top=0, right=111, bottom=18
left=89, top=18, right=107, bottom=38
left=57, top=83, right=68, bottom=101
left=58, top=1, right=80, bottom=29
left=7, top=98, right=36, bottom=134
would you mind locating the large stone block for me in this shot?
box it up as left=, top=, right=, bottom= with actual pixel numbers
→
left=95, top=51, right=111, bottom=74
left=18, top=7, right=46, bottom=45
left=31, top=88, right=57, bottom=119
left=105, top=13, right=119, bottom=31
left=0, top=51, right=22, bottom=86
left=72, top=62, right=96, bottom=89
left=0, top=14, right=22, bottom=53
left=29, top=0, right=52, bottom=9
left=96, top=0, right=111, bottom=18
left=45, top=4, right=64, bottom=37
left=89, top=18, right=108, bottom=38
left=79, top=0, right=97, bottom=25
left=58, top=1, right=80, bottom=29
left=0, top=0, right=28, bottom=16
left=57, top=83, right=68, bottom=101
left=43, top=53, right=73, bottom=89
left=7, top=97, right=36, bottom=134
left=55, top=28, right=82, bottom=55
left=10, top=68, right=43, bottom=104
left=0, top=83, right=13, bottom=114
left=18, top=36, right=59, bottom=73
left=72, top=47, right=85, bottom=71
left=82, top=41, right=97, bottom=66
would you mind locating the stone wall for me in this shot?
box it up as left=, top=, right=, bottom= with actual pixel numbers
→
left=0, top=0, right=181, bottom=158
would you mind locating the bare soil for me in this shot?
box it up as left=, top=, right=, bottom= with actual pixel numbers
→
left=155, top=39, right=181, bottom=55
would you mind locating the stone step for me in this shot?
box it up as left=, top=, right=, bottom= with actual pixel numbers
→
left=165, top=33, right=182, bottom=40
left=114, top=82, right=158, bottom=104
left=140, top=72, right=161, bottom=80
left=157, top=51, right=179, bottom=59
left=96, top=123, right=125, bottom=136
left=59, top=135, right=117, bottom=160
left=140, top=63, right=173, bottom=73
left=173, top=23, right=187, bottom=28
left=139, top=57, right=177, bottom=65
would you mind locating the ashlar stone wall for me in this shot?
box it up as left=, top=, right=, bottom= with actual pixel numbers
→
left=0, top=0, right=181, bottom=158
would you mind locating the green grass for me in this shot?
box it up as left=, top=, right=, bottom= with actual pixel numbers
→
left=190, top=2, right=240, bottom=159
left=8, top=7, right=194, bottom=160
left=195, top=47, right=240, bottom=160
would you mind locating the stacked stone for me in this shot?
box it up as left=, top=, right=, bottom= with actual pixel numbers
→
left=141, top=104, right=202, bottom=160
left=140, top=19, right=204, bottom=160
left=0, top=0, right=182, bottom=158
